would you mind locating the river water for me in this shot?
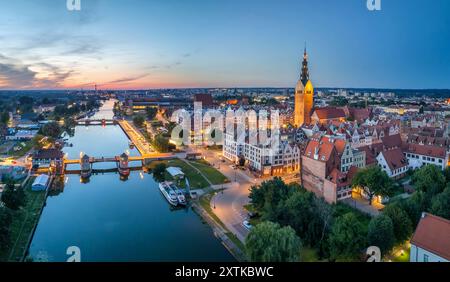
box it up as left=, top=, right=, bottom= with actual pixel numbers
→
left=28, top=100, right=234, bottom=262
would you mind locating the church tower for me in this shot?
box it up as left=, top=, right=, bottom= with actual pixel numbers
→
left=294, top=47, right=314, bottom=127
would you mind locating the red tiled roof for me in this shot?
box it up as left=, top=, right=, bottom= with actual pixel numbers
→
left=381, top=134, right=402, bottom=149
left=411, top=213, right=450, bottom=260
left=403, top=143, right=446, bottom=158
left=358, top=143, right=384, bottom=166
left=327, top=166, right=359, bottom=186
left=304, top=138, right=335, bottom=162
left=349, top=108, right=371, bottom=121
left=314, top=107, right=346, bottom=120
left=380, top=148, right=408, bottom=171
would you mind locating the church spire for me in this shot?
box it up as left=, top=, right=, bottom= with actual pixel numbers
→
left=300, top=45, right=309, bottom=86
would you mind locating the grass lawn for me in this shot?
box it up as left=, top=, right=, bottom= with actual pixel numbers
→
left=199, top=192, right=227, bottom=229
left=0, top=177, right=46, bottom=262
left=189, top=160, right=228, bottom=185
left=8, top=141, right=33, bottom=158
left=147, top=159, right=226, bottom=190
left=199, top=192, right=246, bottom=253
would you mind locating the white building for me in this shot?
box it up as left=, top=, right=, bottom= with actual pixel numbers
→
left=376, top=148, right=409, bottom=179
left=6, top=130, right=38, bottom=141
left=223, top=132, right=301, bottom=176
left=166, top=167, right=185, bottom=179
left=32, top=174, right=50, bottom=191
left=403, top=143, right=449, bottom=170
left=410, top=213, right=450, bottom=262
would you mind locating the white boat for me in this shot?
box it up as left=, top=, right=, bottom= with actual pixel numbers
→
left=169, top=183, right=187, bottom=206
left=159, top=182, right=178, bottom=206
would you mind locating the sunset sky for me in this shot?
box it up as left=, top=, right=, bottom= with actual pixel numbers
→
left=0, top=0, right=449, bottom=90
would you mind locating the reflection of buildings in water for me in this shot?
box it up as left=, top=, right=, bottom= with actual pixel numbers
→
left=48, top=176, right=66, bottom=197
left=80, top=176, right=91, bottom=184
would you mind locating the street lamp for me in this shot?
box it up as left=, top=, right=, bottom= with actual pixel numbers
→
left=213, top=193, right=216, bottom=209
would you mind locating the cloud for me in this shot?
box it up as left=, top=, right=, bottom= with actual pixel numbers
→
left=0, top=53, right=75, bottom=89
left=98, top=73, right=151, bottom=87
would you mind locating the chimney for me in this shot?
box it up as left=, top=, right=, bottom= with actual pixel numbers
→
left=314, top=147, right=319, bottom=160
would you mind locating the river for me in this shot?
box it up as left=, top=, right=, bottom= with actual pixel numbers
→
left=28, top=100, right=234, bottom=262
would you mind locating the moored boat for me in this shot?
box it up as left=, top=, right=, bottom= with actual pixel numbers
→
left=159, top=182, right=178, bottom=206
left=170, top=183, right=187, bottom=206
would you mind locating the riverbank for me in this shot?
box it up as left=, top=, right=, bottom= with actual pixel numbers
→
left=0, top=176, right=47, bottom=262
left=193, top=191, right=246, bottom=262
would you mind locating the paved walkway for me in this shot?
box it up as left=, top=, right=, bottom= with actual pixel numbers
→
left=342, top=193, right=383, bottom=216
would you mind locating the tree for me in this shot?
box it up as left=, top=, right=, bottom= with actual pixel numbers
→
left=146, top=107, right=158, bottom=120
left=0, top=207, right=13, bottom=250
left=39, top=122, right=62, bottom=138
left=412, top=165, right=446, bottom=197
left=152, top=134, right=172, bottom=153
left=248, top=178, right=296, bottom=220
left=328, top=213, right=367, bottom=261
left=153, top=163, right=167, bottom=182
left=430, top=187, right=450, bottom=220
left=238, top=155, right=246, bottom=167
left=367, top=215, right=395, bottom=255
left=383, top=204, right=413, bottom=244
left=245, top=221, right=301, bottom=262
left=1, top=183, right=26, bottom=210
left=402, top=191, right=427, bottom=227
left=352, top=166, right=395, bottom=205
left=0, top=111, right=9, bottom=125
left=277, top=189, right=321, bottom=246
left=133, top=115, right=145, bottom=128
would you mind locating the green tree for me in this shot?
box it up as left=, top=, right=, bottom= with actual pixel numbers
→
left=245, top=221, right=302, bottom=262
left=146, top=107, right=158, bottom=120
left=352, top=166, right=395, bottom=205
left=39, top=122, right=62, bottom=138
left=367, top=215, right=395, bottom=255
left=152, top=134, right=172, bottom=153
left=153, top=163, right=167, bottom=182
left=402, top=191, right=427, bottom=227
left=412, top=165, right=446, bottom=197
left=277, top=189, right=319, bottom=245
left=248, top=178, right=296, bottom=220
left=328, top=213, right=366, bottom=261
left=0, top=111, right=9, bottom=125
left=238, top=155, right=246, bottom=167
left=0, top=207, right=13, bottom=251
left=383, top=204, right=413, bottom=244
left=1, top=183, right=27, bottom=210
left=133, top=115, right=146, bottom=128
left=430, top=187, right=450, bottom=220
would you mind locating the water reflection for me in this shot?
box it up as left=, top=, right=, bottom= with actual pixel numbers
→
left=28, top=101, right=234, bottom=262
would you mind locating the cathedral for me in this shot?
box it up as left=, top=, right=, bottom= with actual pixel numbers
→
left=294, top=48, right=314, bottom=127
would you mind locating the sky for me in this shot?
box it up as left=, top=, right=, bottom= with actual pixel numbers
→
left=0, top=0, right=449, bottom=90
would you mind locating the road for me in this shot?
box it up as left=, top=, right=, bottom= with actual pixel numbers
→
left=117, top=120, right=154, bottom=155
left=192, top=146, right=263, bottom=243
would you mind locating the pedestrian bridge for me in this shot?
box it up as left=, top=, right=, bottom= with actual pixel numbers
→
left=63, top=153, right=174, bottom=166
left=76, top=119, right=117, bottom=125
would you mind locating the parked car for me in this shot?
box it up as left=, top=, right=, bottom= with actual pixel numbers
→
left=243, top=220, right=253, bottom=230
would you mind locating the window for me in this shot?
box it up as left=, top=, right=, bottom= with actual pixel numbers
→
left=423, top=254, right=429, bottom=262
